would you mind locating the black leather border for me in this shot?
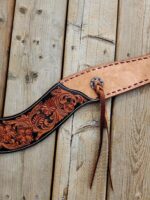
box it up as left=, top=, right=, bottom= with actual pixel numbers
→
left=0, top=83, right=97, bottom=153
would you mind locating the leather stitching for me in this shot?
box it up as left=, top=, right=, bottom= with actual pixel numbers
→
left=61, top=55, right=150, bottom=98
left=106, top=79, right=149, bottom=97
left=61, top=55, right=150, bottom=83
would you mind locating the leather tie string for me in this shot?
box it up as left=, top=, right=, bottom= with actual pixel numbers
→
left=90, top=79, right=113, bottom=190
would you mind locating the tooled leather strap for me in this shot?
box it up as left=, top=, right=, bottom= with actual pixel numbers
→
left=0, top=54, right=149, bottom=186
left=0, top=54, right=149, bottom=153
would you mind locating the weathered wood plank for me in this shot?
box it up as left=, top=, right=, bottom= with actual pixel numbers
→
left=0, top=1, right=16, bottom=199
left=0, top=0, right=15, bottom=114
left=0, top=0, right=67, bottom=199
left=107, top=0, right=150, bottom=199
left=52, top=0, right=118, bottom=199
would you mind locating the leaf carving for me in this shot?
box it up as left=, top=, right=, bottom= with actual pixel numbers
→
left=0, top=86, right=87, bottom=151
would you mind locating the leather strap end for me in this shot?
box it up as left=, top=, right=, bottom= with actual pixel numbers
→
left=61, top=54, right=150, bottom=100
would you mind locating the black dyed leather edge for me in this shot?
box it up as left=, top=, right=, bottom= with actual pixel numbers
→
left=0, top=83, right=96, bottom=153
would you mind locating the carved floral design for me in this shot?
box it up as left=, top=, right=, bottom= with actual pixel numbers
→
left=0, top=86, right=87, bottom=151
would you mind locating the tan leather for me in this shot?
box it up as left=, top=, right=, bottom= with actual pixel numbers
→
left=60, top=54, right=150, bottom=99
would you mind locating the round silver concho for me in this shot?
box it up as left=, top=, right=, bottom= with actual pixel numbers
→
left=90, top=77, right=104, bottom=89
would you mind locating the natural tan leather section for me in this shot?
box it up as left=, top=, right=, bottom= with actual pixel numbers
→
left=60, top=55, right=150, bottom=99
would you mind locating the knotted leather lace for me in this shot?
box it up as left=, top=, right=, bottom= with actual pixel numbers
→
left=90, top=80, right=113, bottom=190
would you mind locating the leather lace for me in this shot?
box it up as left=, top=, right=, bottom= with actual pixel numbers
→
left=90, top=80, right=113, bottom=190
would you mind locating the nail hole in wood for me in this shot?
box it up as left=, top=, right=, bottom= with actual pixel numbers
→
left=22, top=196, right=26, bottom=200
left=103, top=49, right=107, bottom=54
left=127, top=53, right=130, bottom=57
left=19, top=7, right=27, bottom=14
left=33, top=40, right=39, bottom=45
left=16, top=35, right=21, bottom=40
left=39, top=55, right=43, bottom=59
left=36, top=9, right=42, bottom=14
left=22, top=39, right=26, bottom=44
left=0, top=17, right=4, bottom=23
left=25, top=71, right=38, bottom=84
left=71, top=45, right=75, bottom=50
left=5, top=194, right=10, bottom=199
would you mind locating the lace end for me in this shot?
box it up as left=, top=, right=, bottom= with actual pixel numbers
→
left=89, top=77, right=113, bottom=190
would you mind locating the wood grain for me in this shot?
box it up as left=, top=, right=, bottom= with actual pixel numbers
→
left=107, top=0, right=150, bottom=199
left=0, top=1, right=16, bottom=199
left=0, top=0, right=15, bottom=115
left=0, top=0, right=150, bottom=199
left=0, top=0, right=67, bottom=199
left=52, top=0, right=118, bottom=199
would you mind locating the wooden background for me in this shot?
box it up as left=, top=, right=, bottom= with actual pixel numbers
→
left=0, top=0, right=150, bottom=199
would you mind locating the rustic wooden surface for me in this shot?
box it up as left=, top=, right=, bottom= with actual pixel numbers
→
left=0, top=0, right=149, bottom=200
